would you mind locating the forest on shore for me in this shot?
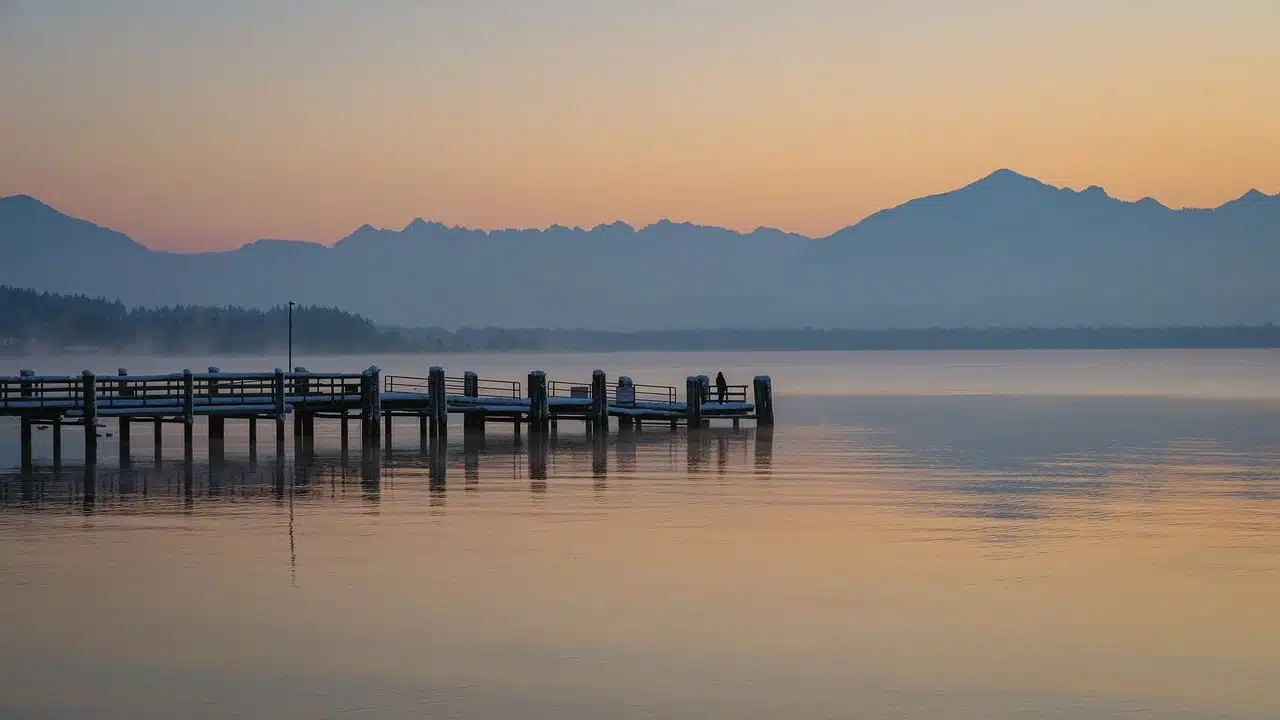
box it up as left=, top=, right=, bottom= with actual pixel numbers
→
left=4, top=286, right=1279, bottom=355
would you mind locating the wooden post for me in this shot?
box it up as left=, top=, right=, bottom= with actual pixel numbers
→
left=181, top=369, right=194, bottom=451
left=52, top=414, right=62, bottom=469
left=527, top=370, right=548, bottom=435
left=360, top=370, right=372, bottom=439
left=207, top=367, right=224, bottom=440
left=19, top=369, right=33, bottom=399
left=753, top=375, right=775, bottom=426
left=685, top=376, right=703, bottom=429
left=117, top=369, right=131, bottom=456
left=616, top=376, right=635, bottom=430
left=367, top=366, right=382, bottom=444
left=431, top=366, right=448, bottom=438
left=82, top=370, right=98, bottom=464
left=249, top=416, right=258, bottom=446
left=463, top=371, right=480, bottom=432
left=591, top=370, right=609, bottom=433
left=19, top=416, right=33, bottom=474
left=273, top=368, right=287, bottom=447
left=425, top=366, right=445, bottom=438
left=340, top=412, right=348, bottom=449
left=154, top=418, right=163, bottom=460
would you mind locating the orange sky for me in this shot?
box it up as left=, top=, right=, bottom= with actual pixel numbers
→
left=1, top=0, right=1277, bottom=250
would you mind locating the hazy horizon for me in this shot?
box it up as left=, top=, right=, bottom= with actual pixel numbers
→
left=2, top=0, right=1278, bottom=251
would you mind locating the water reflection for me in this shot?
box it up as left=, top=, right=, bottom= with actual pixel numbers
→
left=3, top=397, right=1280, bottom=719
left=0, top=426, right=776, bottom=511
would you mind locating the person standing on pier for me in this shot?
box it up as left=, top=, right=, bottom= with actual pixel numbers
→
left=715, top=371, right=728, bottom=404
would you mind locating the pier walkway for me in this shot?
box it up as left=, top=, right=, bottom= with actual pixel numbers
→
left=1, top=365, right=774, bottom=472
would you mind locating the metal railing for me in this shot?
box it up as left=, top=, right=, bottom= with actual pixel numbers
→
left=0, top=374, right=88, bottom=409
left=608, top=383, right=678, bottom=407
left=548, top=380, right=593, bottom=400
left=705, top=384, right=749, bottom=404
left=384, top=375, right=429, bottom=394
left=384, top=375, right=521, bottom=399
left=283, top=372, right=363, bottom=402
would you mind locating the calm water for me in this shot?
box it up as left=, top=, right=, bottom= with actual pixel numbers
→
left=2, top=350, right=1279, bottom=719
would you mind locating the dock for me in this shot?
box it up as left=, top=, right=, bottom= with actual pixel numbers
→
left=1, top=366, right=774, bottom=472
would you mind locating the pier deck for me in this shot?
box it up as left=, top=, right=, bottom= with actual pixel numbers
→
left=2, top=365, right=774, bottom=472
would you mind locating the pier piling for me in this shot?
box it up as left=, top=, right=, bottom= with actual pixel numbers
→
left=590, top=370, right=609, bottom=433
left=274, top=369, right=287, bottom=447
left=83, top=370, right=98, bottom=464
left=207, top=367, right=224, bottom=441
left=19, top=416, right=33, bottom=473
left=528, top=371, right=549, bottom=436
left=181, top=369, right=194, bottom=452
left=463, top=371, right=481, bottom=432
left=117, top=369, right=132, bottom=456
left=686, top=376, right=703, bottom=428
left=753, top=376, right=775, bottom=426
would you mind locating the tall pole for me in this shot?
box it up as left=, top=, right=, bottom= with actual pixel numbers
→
left=288, top=301, right=295, bottom=370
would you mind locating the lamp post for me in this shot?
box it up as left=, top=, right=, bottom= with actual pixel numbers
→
left=288, top=301, right=295, bottom=370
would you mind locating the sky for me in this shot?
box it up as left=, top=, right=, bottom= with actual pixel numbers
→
left=1, top=0, right=1278, bottom=251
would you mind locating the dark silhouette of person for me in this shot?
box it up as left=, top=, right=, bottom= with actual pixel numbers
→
left=715, top=371, right=728, bottom=404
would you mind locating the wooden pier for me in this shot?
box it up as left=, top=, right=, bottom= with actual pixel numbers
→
left=1, top=366, right=773, bottom=472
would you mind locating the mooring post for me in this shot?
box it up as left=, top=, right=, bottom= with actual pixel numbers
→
left=367, top=366, right=382, bottom=444
left=181, top=368, right=194, bottom=451
left=685, top=376, right=703, bottom=429
left=359, top=370, right=372, bottom=439
left=154, top=418, right=163, bottom=460
left=434, top=366, right=448, bottom=438
left=117, top=368, right=131, bottom=456
left=19, top=416, right=33, bottom=474
left=428, top=366, right=446, bottom=438
left=591, top=370, right=609, bottom=434
left=52, top=414, right=63, bottom=468
left=273, top=368, right=287, bottom=447
left=753, top=376, right=775, bottom=426
left=528, top=370, right=549, bottom=436
left=248, top=416, right=258, bottom=446
left=616, top=376, right=635, bottom=430
left=207, top=367, right=224, bottom=441
left=82, top=370, right=98, bottom=464
left=463, top=371, right=479, bottom=432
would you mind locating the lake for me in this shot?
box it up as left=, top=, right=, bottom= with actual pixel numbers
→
left=2, top=350, right=1279, bottom=719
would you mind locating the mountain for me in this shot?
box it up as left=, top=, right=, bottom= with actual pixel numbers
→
left=2, top=170, right=1277, bottom=329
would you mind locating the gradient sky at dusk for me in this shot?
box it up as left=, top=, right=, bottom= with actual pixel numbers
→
left=2, top=0, right=1278, bottom=251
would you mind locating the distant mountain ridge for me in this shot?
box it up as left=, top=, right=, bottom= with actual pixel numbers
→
left=2, top=170, right=1278, bottom=329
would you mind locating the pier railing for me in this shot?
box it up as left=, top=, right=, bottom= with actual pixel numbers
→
left=608, top=383, right=678, bottom=407
left=283, top=372, right=363, bottom=402
left=0, top=374, right=86, bottom=410
left=384, top=374, right=521, bottom=399
left=707, top=385, right=749, bottom=404
left=548, top=381, right=593, bottom=399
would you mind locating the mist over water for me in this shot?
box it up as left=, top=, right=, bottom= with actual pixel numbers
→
left=2, top=350, right=1279, bottom=719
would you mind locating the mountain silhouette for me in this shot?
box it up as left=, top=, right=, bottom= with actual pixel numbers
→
left=2, top=171, right=1277, bottom=329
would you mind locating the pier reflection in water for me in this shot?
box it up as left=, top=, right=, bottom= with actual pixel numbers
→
left=0, top=424, right=775, bottom=511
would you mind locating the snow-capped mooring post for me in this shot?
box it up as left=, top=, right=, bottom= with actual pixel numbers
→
left=528, top=371, right=549, bottom=435
left=685, top=376, right=703, bottom=428
left=753, top=376, right=774, bottom=426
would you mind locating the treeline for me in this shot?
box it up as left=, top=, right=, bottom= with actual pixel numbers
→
left=395, top=325, right=1280, bottom=352
left=0, top=286, right=415, bottom=354
left=4, top=286, right=1280, bottom=355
